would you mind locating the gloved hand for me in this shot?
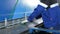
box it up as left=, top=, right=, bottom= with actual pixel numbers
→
left=49, top=27, right=54, bottom=33
left=21, top=19, right=28, bottom=24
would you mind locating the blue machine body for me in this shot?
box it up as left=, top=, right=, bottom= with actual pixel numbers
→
left=0, top=0, right=17, bottom=22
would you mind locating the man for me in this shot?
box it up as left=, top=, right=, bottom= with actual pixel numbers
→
left=28, top=0, right=60, bottom=34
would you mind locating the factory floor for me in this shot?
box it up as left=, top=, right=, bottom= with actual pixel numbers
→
left=0, top=23, right=28, bottom=34
left=0, top=22, right=52, bottom=34
left=20, top=23, right=51, bottom=34
left=0, top=18, right=43, bottom=34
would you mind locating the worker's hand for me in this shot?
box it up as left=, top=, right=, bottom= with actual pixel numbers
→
left=33, top=18, right=37, bottom=22
left=33, top=18, right=43, bottom=24
left=21, top=19, right=28, bottom=24
left=49, top=27, right=54, bottom=33
left=49, top=27, right=54, bottom=30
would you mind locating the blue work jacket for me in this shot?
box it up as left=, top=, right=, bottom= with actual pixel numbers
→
left=28, top=3, right=60, bottom=29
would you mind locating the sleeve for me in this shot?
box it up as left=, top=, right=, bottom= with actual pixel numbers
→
left=28, top=5, right=44, bottom=22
